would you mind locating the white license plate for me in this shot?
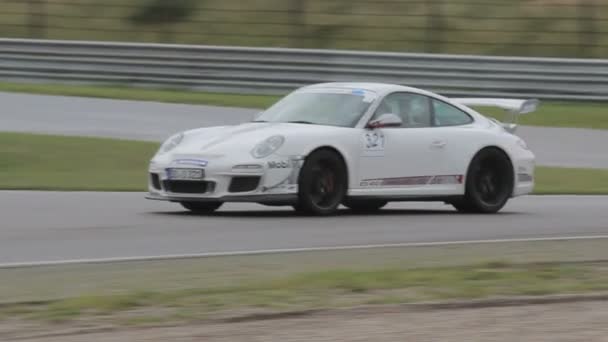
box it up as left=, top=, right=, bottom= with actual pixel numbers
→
left=167, top=168, right=204, bottom=180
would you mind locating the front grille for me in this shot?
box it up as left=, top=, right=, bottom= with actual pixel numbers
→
left=229, top=176, right=261, bottom=193
left=163, top=180, right=211, bottom=194
left=150, top=173, right=162, bottom=190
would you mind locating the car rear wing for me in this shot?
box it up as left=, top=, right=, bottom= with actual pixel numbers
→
left=452, top=98, right=540, bottom=133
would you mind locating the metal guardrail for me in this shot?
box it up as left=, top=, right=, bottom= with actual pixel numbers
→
left=1, top=38, right=607, bottom=101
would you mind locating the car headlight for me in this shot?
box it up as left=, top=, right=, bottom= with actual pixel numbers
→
left=158, top=132, right=185, bottom=154
left=251, top=135, right=285, bottom=159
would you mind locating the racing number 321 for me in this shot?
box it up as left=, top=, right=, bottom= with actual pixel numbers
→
left=363, top=131, right=386, bottom=156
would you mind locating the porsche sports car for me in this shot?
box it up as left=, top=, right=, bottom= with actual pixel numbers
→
left=146, top=82, right=538, bottom=215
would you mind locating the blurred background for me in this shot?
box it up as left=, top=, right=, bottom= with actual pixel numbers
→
left=1, top=1, right=608, bottom=341
left=1, top=0, right=606, bottom=57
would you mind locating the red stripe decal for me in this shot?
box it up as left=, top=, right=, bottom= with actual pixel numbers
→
left=361, top=175, right=463, bottom=187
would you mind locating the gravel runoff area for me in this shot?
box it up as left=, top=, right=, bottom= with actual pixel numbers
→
left=5, top=301, right=608, bottom=342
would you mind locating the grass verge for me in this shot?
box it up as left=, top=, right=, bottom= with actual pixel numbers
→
left=2, top=259, right=607, bottom=324
left=1, top=82, right=607, bottom=130
left=534, top=167, right=608, bottom=195
left=475, top=103, right=608, bottom=130
left=5, top=239, right=608, bottom=304
left=2, top=239, right=608, bottom=327
left=0, top=132, right=158, bottom=191
left=1, top=132, right=607, bottom=194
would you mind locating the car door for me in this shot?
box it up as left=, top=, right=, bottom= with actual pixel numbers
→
left=357, top=92, right=451, bottom=196
left=429, top=98, right=478, bottom=185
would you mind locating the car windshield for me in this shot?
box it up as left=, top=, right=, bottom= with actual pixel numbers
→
left=254, top=89, right=377, bottom=127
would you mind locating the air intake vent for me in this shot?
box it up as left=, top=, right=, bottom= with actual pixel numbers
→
left=150, top=173, right=162, bottom=190
left=229, top=176, right=260, bottom=193
left=162, top=180, right=211, bottom=194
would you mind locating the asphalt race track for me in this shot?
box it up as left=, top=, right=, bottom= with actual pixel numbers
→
left=1, top=92, right=608, bottom=265
left=0, top=92, right=257, bottom=141
left=2, top=91, right=608, bottom=169
left=1, top=191, right=608, bottom=265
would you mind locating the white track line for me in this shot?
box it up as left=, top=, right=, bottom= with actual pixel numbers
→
left=2, top=235, right=608, bottom=269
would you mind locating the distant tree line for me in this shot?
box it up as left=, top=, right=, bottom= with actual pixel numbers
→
left=12, top=0, right=605, bottom=57
left=128, top=0, right=198, bottom=42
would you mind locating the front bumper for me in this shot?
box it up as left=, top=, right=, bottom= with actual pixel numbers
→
left=146, top=154, right=303, bottom=204
left=145, top=192, right=297, bottom=204
left=512, top=152, right=535, bottom=197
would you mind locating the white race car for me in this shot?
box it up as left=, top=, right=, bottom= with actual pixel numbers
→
left=147, top=82, right=538, bottom=215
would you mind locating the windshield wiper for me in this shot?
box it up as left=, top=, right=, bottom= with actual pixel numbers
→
left=251, top=120, right=268, bottom=122
left=287, top=120, right=315, bottom=124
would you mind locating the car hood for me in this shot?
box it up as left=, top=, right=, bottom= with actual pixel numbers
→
left=171, top=122, right=347, bottom=156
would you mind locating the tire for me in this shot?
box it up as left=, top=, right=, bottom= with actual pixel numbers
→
left=343, top=199, right=388, bottom=213
left=291, top=203, right=306, bottom=213
left=295, top=149, right=348, bottom=216
left=450, top=200, right=477, bottom=213
left=180, top=201, right=223, bottom=214
left=453, top=147, right=514, bottom=214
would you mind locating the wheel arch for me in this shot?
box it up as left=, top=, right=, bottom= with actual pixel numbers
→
left=302, top=145, right=350, bottom=188
left=465, top=145, right=516, bottom=194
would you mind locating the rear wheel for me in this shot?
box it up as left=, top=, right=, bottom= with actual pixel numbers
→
left=295, top=149, right=347, bottom=216
left=343, top=199, right=388, bottom=213
left=180, top=201, right=223, bottom=214
left=453, top=148, right=514, bottom=214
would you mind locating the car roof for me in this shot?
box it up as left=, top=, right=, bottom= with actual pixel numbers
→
left=300, top=82, right=433, bottom=97
left=299, top=82, right=488, bottom=126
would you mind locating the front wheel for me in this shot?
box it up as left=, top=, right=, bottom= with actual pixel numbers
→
left=453, top=148, right=514, bottom=214
left=180, top=201, right=223, bottom=214
left=295, top=149, right=347, bottom=216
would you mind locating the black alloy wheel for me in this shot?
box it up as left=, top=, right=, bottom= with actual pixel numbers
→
left=294, top=149, right=347, bottom=215
left=452, top=147, right=514, bottom=214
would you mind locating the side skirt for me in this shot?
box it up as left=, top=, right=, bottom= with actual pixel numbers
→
left=345, top=195, right=463, bottom=203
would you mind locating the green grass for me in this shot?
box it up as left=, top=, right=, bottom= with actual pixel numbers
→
left=1, top=82, right=607, bottom=130
left=475, top=103, right=608, bottom=130
left=5, top=239, right=608, bottom=304
left=4, top=261, right=608, bottom=324
left=535, top=167, right=608, bottom=195
left=0, top=132, right=158, bottom=191
left=1, top=132, right=607, bottom=193
left=3, top=239, right=608, bottom=326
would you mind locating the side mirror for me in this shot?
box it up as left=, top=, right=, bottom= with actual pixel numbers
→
left=367, top=113, right=402, bottom=129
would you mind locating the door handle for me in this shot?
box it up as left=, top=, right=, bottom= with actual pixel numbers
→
left=430, top=140, right=447, bottom=149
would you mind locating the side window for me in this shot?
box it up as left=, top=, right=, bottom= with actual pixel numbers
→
left=373, top=93, right=432, bottom=128
left=432, top=100, right=473, bottom=126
